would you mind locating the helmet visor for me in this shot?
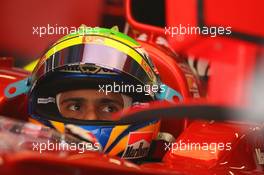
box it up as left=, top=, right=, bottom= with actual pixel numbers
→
left=32, top=37, right=157, bottom=87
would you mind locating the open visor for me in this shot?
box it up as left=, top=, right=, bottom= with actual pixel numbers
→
left=56, top=91, right=133, bottom=121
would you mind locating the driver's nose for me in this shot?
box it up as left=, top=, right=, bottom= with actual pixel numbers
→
left=83, top=105, right=98, bottom=120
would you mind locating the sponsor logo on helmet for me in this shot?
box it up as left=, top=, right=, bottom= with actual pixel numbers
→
left=122, top=132, right=153, bottom=159
left=79, top=64, right=101, bottom=74
left=37, top=97, right=55, bottom=104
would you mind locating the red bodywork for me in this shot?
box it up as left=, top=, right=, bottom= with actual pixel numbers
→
left=0, top=0, right=264, bottom=174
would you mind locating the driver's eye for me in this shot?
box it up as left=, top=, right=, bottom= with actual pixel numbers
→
left=101, top=105, right=118, bottom=113
left=97, top=103, right=122, bottom=120
left=60, top=102, right=85, bottom=119
left=68, top=103, right=81, bottom=111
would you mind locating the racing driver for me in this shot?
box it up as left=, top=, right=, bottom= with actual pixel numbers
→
left=5, top=25, right=181, bottom=161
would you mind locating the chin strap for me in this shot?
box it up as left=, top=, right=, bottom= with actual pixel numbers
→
left=4, top=77, right=31, bottom=98
left=156, top=84, right=183, bottom=102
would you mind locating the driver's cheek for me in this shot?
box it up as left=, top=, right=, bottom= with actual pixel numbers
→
left=96, top=112, right=111, bottom=120
left=95, top=108, right=115, bottom=120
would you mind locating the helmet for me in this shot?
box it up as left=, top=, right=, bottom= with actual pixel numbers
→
left=4, top=25, right=182, bottom=160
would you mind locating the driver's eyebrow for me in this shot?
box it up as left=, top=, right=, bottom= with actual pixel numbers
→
left=60, top=98, right=85, bottom=105
left=97, top=98, right=123, bottom=107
